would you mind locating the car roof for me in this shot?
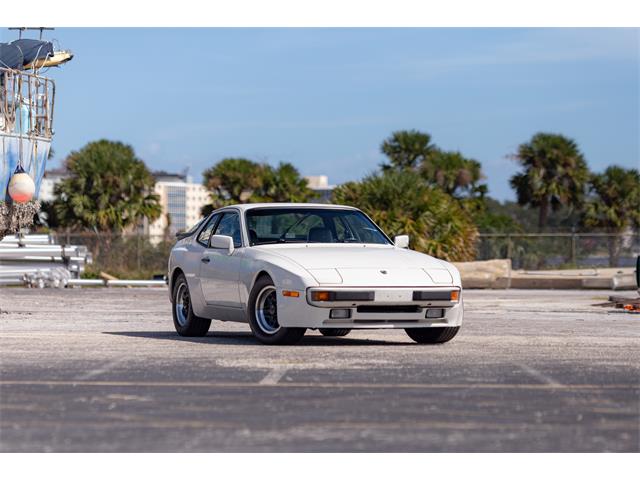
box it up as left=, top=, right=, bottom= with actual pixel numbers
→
left=223, top=203, right=360, bottom=212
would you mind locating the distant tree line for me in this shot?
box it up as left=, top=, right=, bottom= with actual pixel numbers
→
left=40, top=131, right=639, bottom=266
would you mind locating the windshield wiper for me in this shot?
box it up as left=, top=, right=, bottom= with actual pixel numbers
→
left=278, top=214, right=312, bottom=242
left=254, top=239, right=305, bottom=246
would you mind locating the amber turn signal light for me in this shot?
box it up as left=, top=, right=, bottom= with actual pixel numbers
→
left=282, top=290, right=300, bottom=298
left=311, top=291, right=331, bottom=301
left=450, top=290, right=460, bottom=302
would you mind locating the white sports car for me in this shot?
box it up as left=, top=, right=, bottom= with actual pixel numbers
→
left=168, top=203, right=463, bottom=345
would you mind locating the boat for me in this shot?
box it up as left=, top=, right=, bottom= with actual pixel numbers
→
left=0, top=28, right=72, bottom=239
left=5, top=37, right=74, bottom=69
left=25, top=50, right=74, bottom=69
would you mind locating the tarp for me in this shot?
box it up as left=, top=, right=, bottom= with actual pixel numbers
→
left=0, top=43, right=23, bottom=70
left=10, top=39, right=53, bottom=66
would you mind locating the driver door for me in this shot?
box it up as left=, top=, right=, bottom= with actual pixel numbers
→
left=199, top=211, right=243, bottom=309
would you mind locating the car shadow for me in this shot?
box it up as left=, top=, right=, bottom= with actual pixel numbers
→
left=104, top=331, right=411, bottom=346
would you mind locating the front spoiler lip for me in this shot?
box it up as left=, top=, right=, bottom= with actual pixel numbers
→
left=318, top=320, right=453, bottom=329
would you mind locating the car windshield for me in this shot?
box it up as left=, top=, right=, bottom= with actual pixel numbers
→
left=245, top=208, right=391, bottom=246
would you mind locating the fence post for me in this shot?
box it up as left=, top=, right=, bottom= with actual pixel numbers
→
left=137, top=234, right=142, bottom=272
left=506, top=234, right=512, bottom=262
left=571, top=232, right=577, bottom=266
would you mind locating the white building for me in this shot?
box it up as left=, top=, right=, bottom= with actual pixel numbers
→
left=38, top=168, right=70, bottom=202
left=304, top=175, right=335, bottom=203
left=39, top=168, right=209, bottom=237
left=147, top=172, right=209, bottom=238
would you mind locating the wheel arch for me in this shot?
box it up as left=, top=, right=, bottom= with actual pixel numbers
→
left=250, top=270, right=274, bottom=293
left=169, top=267, right=185, bottom=296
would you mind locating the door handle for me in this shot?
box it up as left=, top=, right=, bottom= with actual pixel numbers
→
left=201, top=257, right=211, bottom=263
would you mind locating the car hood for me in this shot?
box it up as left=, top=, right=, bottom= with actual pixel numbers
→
left=256, top=245, right=456, bottom=286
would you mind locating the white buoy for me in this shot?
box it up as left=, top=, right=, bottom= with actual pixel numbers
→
left=8, top=167, right=36, bottom=203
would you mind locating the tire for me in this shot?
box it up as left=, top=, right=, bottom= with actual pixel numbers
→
left=248, top=275, right=306, bottom=345
left=405, top=326, right=459, bottom=344
left=172, top=273, right=211, bottom=337
left=319, top=328, right=351, bottom=337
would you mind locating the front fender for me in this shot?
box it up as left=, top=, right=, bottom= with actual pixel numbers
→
left=238, top=250, right=319, bottom=312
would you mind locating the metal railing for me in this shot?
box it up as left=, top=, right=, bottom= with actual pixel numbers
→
left=1, top=67, right=55, bottom=139
left=476, top=232, right=640, bottom=269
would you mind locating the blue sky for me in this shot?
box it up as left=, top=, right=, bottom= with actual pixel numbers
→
left=3, top=28, right=637, bottom=200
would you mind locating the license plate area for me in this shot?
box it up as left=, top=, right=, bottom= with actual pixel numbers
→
left=374, top=290, right=412, bottom=302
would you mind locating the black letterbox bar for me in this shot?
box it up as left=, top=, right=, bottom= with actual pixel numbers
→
left=412, top=291, right=452, bottom=301
left=331, top=291, right=375, bottom=301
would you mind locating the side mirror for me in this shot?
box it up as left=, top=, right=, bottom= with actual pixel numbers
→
left=210, top=235, right=234, bottom=255
left=394, top=234, right=410, bottom=249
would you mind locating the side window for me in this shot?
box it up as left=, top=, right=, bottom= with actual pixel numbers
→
left=197, top=213, right=220, bottom=247
left=214, top=212, right=242, bottom=248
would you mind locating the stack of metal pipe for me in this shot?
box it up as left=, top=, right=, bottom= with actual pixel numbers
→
left=0, top=234, right=92, bottom=288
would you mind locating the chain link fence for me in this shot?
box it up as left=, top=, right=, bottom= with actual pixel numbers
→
left=53, top=231, right=172, bottom=280
left=476, top=233, right=640, bottom=270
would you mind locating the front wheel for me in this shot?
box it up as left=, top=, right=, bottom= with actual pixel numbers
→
left=405, top=326, right=459, bottom=344
left=248, top=276, right=306, bottom=345
left=172, top=273, right=211, bottom=337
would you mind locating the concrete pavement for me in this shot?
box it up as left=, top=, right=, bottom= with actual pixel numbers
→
left=0, top=288, right=638, bottom=452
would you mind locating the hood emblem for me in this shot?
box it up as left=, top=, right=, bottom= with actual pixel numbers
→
left=380, top=270, right=388, bottom=274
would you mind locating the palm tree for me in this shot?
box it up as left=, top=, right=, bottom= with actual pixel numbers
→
left=54, top=140, right=161, bottom=233
left=381, top=130, right=437, bottom=171
left=510, top=133, right=589, bottom=231
left=255, top=162, right=313, bottom=203
left=424, top=150, right=486, bottom=199
left=202, top=157, right=264, bottom=207
left=381, top=130, right=487, bottom=201
left=583, top=166, right=640, bottom=267
left=202, top=158, right=314, bottom=210
left=332, top=170, right=478, bottom=261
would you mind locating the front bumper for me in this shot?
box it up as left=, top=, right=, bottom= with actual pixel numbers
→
left=277, top=286, right=464, bottom=329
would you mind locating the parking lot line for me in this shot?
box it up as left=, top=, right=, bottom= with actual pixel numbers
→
left=514, top=363, right=564, bottom=387
left=258, top=367, right=288, bottom=385
left=0, top=380, right=635, bottom=390
left=74, top=359, right=125, bottom=381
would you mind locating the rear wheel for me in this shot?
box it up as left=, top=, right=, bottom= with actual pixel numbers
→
left=319, top=328, right=351, bottom=337
left=248, top=276, right=306, bottom=345
left=405, top=327, right=459, bottom=344
left=172, top=273, right=211, bottom=337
